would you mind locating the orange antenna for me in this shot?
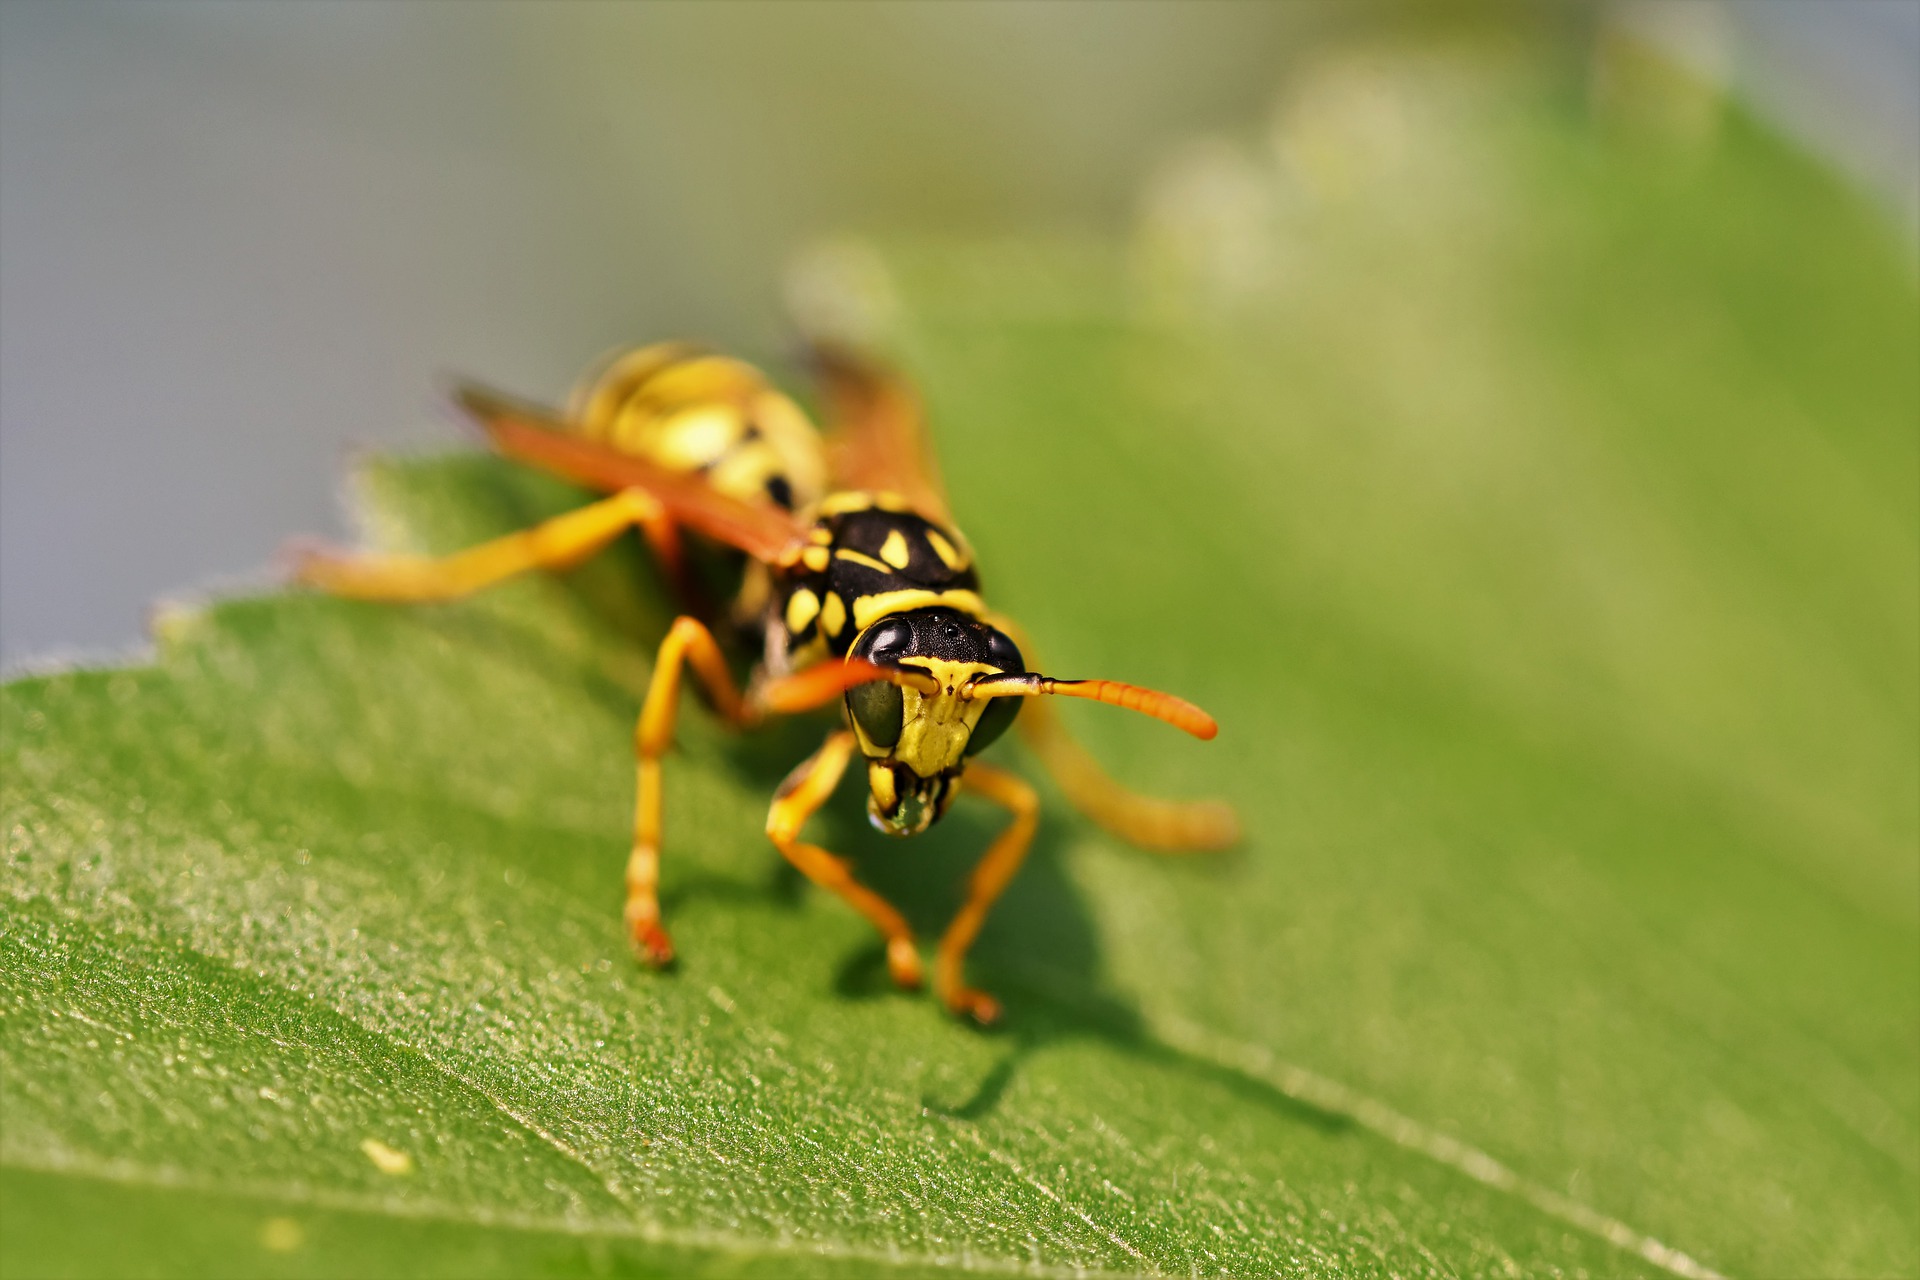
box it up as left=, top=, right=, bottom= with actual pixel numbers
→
left=964, top=674, right=1218, bottom=740
left=757, top=659, right=939, bottom=716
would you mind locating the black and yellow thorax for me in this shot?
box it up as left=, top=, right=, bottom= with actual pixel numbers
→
left=772, top=492, right=984, bottom=667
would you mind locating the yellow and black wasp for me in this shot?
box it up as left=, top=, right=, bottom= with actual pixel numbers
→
left=297, top=344, right=1237, bottom=1023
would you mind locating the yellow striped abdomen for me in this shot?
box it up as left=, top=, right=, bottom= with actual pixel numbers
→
left=567, top=344, right=827, bottom=512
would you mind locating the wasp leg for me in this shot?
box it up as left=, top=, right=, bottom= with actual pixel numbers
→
left=986, top=615, right=1239, bottom=852
left=766, top=731, right=924, bottom=992
left=626, top=616, right=755, bottom=965
left=1018, top=698, right=1239, bottom=851
left=295, top=487, right=687, bottom=602
left=636, top=517, right=703, bottom=611
left=935, top=762, right=1039, bottom=1026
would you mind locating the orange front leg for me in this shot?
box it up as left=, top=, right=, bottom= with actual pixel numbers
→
left=766, top=731, right=924, bottom=992
left=936, top=762, right=1039, bottom=1025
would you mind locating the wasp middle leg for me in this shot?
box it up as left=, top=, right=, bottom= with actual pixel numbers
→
left=627, top=615, right=758, bottom=965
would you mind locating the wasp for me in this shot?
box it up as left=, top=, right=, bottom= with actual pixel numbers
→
left=297, top=344, right=1238, bottom=1023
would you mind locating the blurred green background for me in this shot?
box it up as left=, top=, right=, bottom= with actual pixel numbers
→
left=2, top=3, right=1917, bottom=1278
left=2, top=1, right=1914, bottom=663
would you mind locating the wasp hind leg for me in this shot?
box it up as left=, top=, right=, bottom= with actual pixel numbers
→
left=935, top=763, right=1039, bottom=1026
left=984, top=616, right=1238, bottom=853
left=766, top=731, right=924, bottom=992
left=295, top=487, right=689, bottom=603
left=1019, top=697, right=1239, bottom=852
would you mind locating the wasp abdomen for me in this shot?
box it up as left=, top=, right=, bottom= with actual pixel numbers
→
left=568, top=344, right=827, bottom=513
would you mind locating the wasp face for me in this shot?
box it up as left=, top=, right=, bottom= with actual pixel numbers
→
left=844, top=607, right=1024, bottom=836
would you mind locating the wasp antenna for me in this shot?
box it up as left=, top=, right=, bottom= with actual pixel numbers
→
left=966, top=674, right=1218, bottom=740
left=758, top=659, right=939, bottom=716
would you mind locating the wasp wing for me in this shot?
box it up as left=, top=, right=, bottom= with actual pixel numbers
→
left=454, top=383, right=808, bottom=565
left=811, top=345, right=952, bottom=524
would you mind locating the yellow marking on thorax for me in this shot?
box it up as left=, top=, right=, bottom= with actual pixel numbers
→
left=819, top=592, right=848, bottom=637
left=879, top=529, right=912, bottom=569
left=784, top=587, right=820, bottom=634
left=851, top=588, right=986, bottom=632
left=891, top=658, right=997, bottom=778
left=801, top=545, right=831, bottom=574
left=817, top=490, right=910, bottom=517
left=835, top=548, right=895, bottom=574
left=924, top=528, right=968, bottom=571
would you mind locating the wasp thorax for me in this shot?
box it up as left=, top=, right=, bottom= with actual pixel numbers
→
left=844, top=608, right=1025, bottom=833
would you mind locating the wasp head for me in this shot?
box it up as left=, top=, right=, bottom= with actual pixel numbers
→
left=843, top=607, right=1024, bottom=836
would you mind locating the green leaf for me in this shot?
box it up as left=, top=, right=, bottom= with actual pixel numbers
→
left=5, top=52, right=1914, bottom=1278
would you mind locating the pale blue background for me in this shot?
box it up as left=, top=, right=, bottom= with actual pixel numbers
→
left=2, top=1, right=1914, bottom=666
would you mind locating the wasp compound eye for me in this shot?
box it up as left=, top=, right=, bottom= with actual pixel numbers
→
left=984, top=627, right=1024, bottom=675
left=962, top=626, right=1026, bottom=756
left=854, top=618, right=913, bottom=663
left=846, top=679, right=904, bottom=749
left=965, top=696, right=1019, bottom=756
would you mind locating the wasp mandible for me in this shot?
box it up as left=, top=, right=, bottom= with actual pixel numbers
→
left=297, top=344, right=1238, bottom=1023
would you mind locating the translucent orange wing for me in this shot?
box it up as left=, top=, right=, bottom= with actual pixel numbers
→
left=811, top=344, right=951, bottom=523
left=454, top=383, right=808, bottom=565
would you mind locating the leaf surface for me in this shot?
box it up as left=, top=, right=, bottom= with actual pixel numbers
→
left=5, top=52, right=1915, bottom=1279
